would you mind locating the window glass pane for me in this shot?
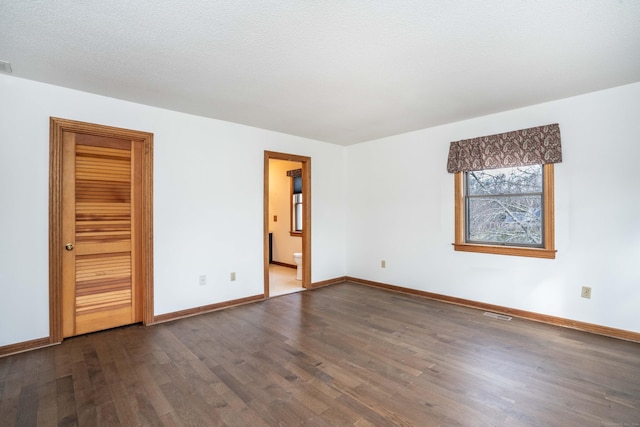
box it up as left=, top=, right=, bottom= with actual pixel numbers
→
left=293, top=193, right=303, bottom=232
left=295, top=203, right=303, bottom=231
left=293, top=176, right=302, bottom=194
left=454, top=164, right=555, bottom=258
left=467, top=165, right=542, bottom=196
left=467, top=195, right=542, bottom=245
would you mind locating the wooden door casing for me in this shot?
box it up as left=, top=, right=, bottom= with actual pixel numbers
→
left=50, top=118, right=153, bottom=343
left=263, top=151, right=311, bottom=297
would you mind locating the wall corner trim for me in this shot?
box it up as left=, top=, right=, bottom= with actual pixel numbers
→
left=310, top=276, right=347, bottom=289
left=345, top=276, right=640, bottom=344
left=3, top=276, right=635, bottom=357
left=0, top=337, right=56, bottom=358
left=151, top=294, right=265, bottom=324
left=0, top=276, right=348, bottom=357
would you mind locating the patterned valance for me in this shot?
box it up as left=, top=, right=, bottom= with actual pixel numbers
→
left=286, top=169, right=302, bottom=178
left=447, top=123, right=562, bottom=173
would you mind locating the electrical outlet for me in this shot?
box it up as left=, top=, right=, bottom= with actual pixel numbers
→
left=230, top=272, right=236, bottom=281
left=381, top=260, right=386, bottom=268
left=199, top=275, right=207, bottom=286
left=581, top=286, right=591, bottom=299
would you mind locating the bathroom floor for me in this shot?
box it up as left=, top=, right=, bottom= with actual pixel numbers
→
left=269, top=264, right=305, bottom=297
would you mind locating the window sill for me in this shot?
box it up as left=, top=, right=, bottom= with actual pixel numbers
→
left=290, top=231, right=302, bottom=237
left=452, top=243, right=556, bottom=259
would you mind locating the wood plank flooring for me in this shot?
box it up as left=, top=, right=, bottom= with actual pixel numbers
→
left=1, top=282, right=639, bottom=426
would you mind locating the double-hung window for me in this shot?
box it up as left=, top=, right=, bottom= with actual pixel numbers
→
left=290, top=173, right=302, bottom=236
left=292, top=176, right=302, bottom=233
left=448, top=124, right=561, bottom=259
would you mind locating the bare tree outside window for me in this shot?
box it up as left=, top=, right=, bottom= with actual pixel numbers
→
left=465, top=165, right=543, bottom=246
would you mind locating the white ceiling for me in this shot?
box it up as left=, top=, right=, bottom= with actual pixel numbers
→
left=1, top=1, right=639, bottom=145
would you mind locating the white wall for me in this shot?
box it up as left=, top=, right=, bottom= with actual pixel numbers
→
left=2, top=72, right=638, bottom=348
left=0, top=74, right=347, bottom=346
left=346, top=82, right=640, bottom=334
left=268, top=159, right=302, bottom=263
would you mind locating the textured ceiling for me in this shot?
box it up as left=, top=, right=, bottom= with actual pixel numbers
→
left=1, top=1, right=640, bottom=145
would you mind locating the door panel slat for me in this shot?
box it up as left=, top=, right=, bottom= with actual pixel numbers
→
left=75, top=242, right=131, bottom=256
left=76, top=143, right=131, bottom=155
left=76, top=280, right=131, bottom=296
left=76, top=290, right=131, bottom=310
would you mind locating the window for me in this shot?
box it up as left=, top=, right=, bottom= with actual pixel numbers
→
left=467, top=165, right=543, bottom=246
left=290, top=175, right=302, bottom=235
left=447, top=123, right=561, bottom=259
left=454, top=164, right=555, bottom=258
left=293, top=193, right=302, bottom=232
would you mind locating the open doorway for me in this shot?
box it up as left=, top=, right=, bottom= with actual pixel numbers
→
left=264, top=151, right=311, bottom=297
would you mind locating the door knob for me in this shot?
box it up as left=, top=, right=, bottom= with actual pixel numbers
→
left=65, top=243, right=74, bottom=251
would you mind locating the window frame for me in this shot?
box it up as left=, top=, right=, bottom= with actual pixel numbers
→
left=453, top=163, right=556, bottom=259
left=289, top=176, right=302, bottom=237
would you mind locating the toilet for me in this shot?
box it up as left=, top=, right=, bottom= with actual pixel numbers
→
left=293, top=252, right=303, bottom=280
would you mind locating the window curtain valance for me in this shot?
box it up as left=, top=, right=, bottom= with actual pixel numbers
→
left=446, top=123, right=562, bottom=173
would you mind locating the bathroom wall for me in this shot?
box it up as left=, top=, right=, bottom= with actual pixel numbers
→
left=268, top=159, right=303, bottom=264
left=0, top=74, right=347, bottom=347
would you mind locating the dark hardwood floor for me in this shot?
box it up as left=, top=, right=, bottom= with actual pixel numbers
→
left=1, top=282, right=639, bottom=426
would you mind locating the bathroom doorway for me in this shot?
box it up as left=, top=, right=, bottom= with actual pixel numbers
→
left=264, top=151, right=311, bottom=297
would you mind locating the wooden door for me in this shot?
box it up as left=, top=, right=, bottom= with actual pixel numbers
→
left=50, top=118, right=153, bottom=341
